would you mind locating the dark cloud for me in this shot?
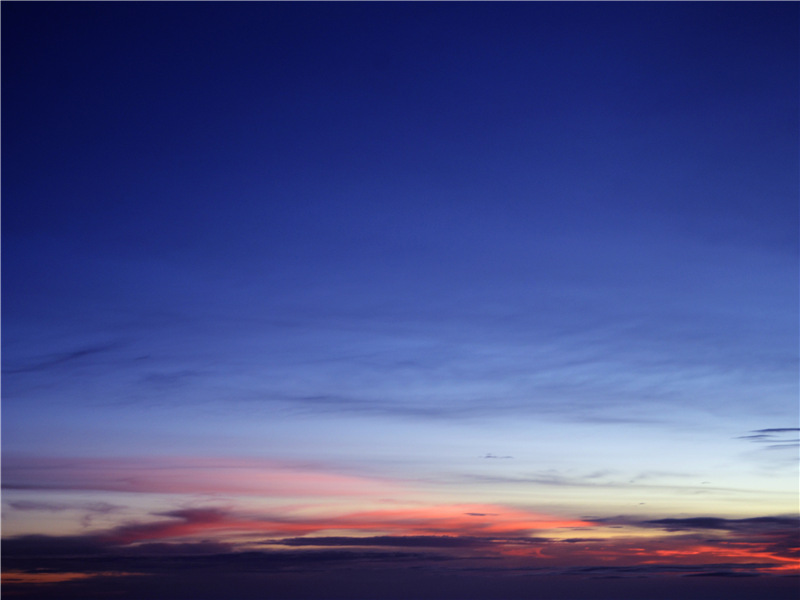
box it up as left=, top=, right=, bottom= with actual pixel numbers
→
left=644, top=516, right=800, bottom=533
left=8, top=500, right=120, bottom=514
left=121, top=541, right=236, bottom=556
left=264, top=535, right=553, bottom=549
left=157, top=508, right=229, bottom=521
left=8, top=501, right=72, bottom=512
left=684, top=571, right=762, bottom=578
left=647, top=517, right=742, bottom=530
left=563, top=563, right=777, bottom=578
left=738, top=428, right=800, bottom=448
left=2, top=536, right=454, bottom=577
left=2, top=534, right=110, bottom=557
left=266, top=535, right=498, bottom=548
left=755, top=429, right=800, bottom=433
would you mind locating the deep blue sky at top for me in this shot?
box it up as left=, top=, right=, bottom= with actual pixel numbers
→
left=2, top=2, right=797, bottom=442
left=6, top=2, right=795, bottom=251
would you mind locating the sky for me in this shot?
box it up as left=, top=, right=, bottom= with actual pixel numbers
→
left=2, top=2, right=798, bottom=599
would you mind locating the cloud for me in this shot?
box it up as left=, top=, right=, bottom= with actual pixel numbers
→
left=4, top=507, right=797, bottom=600
left=2, top=534, right=110, bottom=558
left=2, top=344, right=119, bottom=374
left=6, top=499, right=122, bottom=528
left=683, top=571, right=761, bottom=577
left=2, top=535, right=453, bottom=577
left=755, top=429, right=800, bottom=433
left=4, top=498, right=589, bottom=563
left=643, top=516, right=800, bottom=533
left=561, top=563, right=776, bottom=578
left=4, top=502, right=589, bottom=553
left=319, top=505, right=589, bottom=537
left=588, top=514, right=799, bottom=569
left=265, top=535, right=501, bottom=549
left=8, top=500, right=120, bottom=514
left=738, top=428, right=800, bottom=449
left=3, top=536, right=790, bottom=584
left=99, top=508, right=234, bottom=545
left=2, top=455, right=402, bottom=498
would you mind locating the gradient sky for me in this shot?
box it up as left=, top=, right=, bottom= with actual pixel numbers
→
left=2, top=2, right=798, bottom=599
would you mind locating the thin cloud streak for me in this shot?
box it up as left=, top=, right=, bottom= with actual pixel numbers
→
left=2, top=344, right=119, bottom=375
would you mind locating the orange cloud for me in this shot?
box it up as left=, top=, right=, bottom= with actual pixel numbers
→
left=327, top=504, right=590, bottom=536
left=2, top=571, right=142, bottom=584
left=647, top=544, right=800, bottom=571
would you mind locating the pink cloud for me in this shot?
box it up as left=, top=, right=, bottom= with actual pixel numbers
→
left=2, top=455, right=399, bottom=498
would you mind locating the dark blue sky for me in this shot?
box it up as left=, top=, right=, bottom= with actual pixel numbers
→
left=5, top=2, right=796, bottom=250
left=3, top=2, right=798, bottom=599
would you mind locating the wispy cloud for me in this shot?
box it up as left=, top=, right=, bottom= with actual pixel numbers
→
left=738, top=428, right=800, bottom=450
left=2, top=344, right=119, bottom=375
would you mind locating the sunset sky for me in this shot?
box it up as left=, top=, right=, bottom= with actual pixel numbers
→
left=2, top=2, right=798, bottom=599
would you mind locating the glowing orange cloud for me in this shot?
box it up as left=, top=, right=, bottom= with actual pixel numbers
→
left=646, top=544, right=800, bottom=571
left=329, top=504, right=590, bottom=536
left=521, top=531, right=800, bottom=573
